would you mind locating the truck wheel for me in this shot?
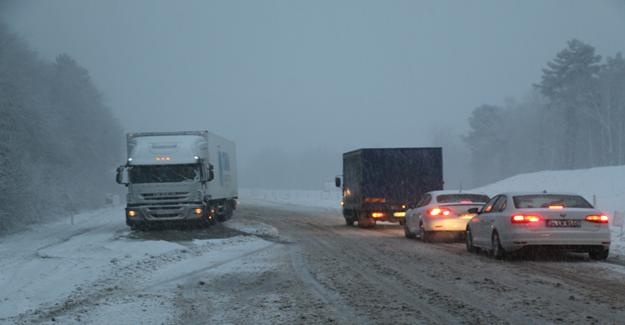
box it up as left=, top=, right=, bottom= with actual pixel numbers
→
left=345, top=217, right=354, bottom=226
left=226, top=200, right=235, bottom=219
left=357, top=213, right=375, bottom=228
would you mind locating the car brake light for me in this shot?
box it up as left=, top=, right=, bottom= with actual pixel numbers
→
left=511, top=215, right=541, bottom=224
left=548, top=205, right=564, bottom=209
left=429, top=207, right=452, bottom=217
left=585, top=215, right=609, bottom=223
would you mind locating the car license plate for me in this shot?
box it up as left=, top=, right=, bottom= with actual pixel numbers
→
left=460, top=214, right=475, bottom=219
left=546, top=219, right=581, bottom=227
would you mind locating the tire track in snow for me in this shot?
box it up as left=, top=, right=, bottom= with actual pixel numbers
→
left=11, top=237, right=275, bottom=324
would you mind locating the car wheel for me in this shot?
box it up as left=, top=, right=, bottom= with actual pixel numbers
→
left=404, top=222, right=415, bottom=239
left=465, top=227, right=476, bottom=253
left=399, top=219, right=405, bottom=226
left=419, top=222, right=431, bottom=242
left=491, top=231, right=505, bottom=259
left=589, top=248, right=609, bottom=260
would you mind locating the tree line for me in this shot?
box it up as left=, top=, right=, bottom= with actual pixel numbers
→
left=0, top=23, right=123, bottom=232
left=465, top=39, right=625, bottom=187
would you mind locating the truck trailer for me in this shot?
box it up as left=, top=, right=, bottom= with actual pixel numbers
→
left=336, top=147, right=443, bottom=228
left=116, top=131, right=237, bottom=229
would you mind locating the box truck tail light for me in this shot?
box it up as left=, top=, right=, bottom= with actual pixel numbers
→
left=371, top=212, right=385, bottom=218
left=585, top=215, right=609, bottom=223
left=511, top=215, right=541, bottom=224
left=364, top=197, right=386, bottom=203
left=429, top=207, right=452, bottom=217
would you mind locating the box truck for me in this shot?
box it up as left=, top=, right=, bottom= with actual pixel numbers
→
left=116, top=131, right=237, bottom=229
left=335, top=147, right=443, bottom=228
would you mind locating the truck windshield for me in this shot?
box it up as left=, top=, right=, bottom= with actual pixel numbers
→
left=129, top=164, right=200, bottom=183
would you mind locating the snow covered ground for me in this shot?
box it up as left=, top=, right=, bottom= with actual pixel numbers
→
left=0, top=206, right=276, bottom=324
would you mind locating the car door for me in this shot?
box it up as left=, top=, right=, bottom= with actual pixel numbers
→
left=408, top=193, right=431, bottom=233
left=472, top=195, right=501, bottom=246
left=489, top=195, right=509, bottom=239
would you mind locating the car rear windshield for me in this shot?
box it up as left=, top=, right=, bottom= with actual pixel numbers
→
left=436, top=194, right=489, bottom=204
left=513, top=194, right=593, bottom=209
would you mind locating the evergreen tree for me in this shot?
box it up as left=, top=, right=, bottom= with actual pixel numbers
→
left=598, top=52, right=625, bottom=164
left=536, top=39, right=602, bottom=169
left=464, top=104, right=506, bottom=186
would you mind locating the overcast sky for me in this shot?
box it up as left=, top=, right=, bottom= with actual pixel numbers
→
left=2, top=0, right=625, bottom=187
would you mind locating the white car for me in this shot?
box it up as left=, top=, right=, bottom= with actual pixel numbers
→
left=404, top=191, right=489, bottom=241
left=465, top=192, right=611, bottom=260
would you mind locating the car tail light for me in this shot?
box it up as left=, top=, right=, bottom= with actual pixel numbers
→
left=429, top=207, right=452, bottom=217
left=585, top=215, right=608, bottom=223
left=511, top=215, right=541, bottom=224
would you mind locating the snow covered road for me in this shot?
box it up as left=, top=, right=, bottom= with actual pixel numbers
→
left=2, top=203, right=625, bottom=324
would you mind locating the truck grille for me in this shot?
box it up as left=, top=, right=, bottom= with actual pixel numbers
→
left=146, top=206, right=185, bottom=219
left=141, top=192, right=190, bottom=201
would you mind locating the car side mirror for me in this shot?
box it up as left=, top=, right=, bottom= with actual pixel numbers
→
left=467, top=207, right=480, bottom=214
left=335, top=176, right=341, bottom=188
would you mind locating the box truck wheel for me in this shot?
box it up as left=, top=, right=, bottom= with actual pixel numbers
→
left=358, top=212, right=375, bottom=228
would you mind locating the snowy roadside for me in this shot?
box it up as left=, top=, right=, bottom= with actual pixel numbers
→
left=239, top=188, right=341, bottom=211
left=0, top=205, right=277, bottom=324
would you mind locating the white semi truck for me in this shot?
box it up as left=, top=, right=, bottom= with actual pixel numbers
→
left=115, top=131, right=237, bottom=229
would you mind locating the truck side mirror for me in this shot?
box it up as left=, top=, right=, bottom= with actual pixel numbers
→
left=116, top=166, right=129, bottom=186
left=335, top=176, right=341, bottom=188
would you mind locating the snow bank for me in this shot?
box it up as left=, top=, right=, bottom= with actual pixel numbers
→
left=471, top=165, right=625, bottom=213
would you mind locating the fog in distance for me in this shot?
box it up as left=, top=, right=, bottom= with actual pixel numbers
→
left=2, top=0, right=624, bottom=189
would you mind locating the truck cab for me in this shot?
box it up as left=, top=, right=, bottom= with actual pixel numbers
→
left=116, top=131, right=237, bottom=229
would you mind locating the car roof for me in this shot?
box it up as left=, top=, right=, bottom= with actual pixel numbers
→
left=426, top=190, right=488, bottom=196
left=493, top=191, right=584, bottom=197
